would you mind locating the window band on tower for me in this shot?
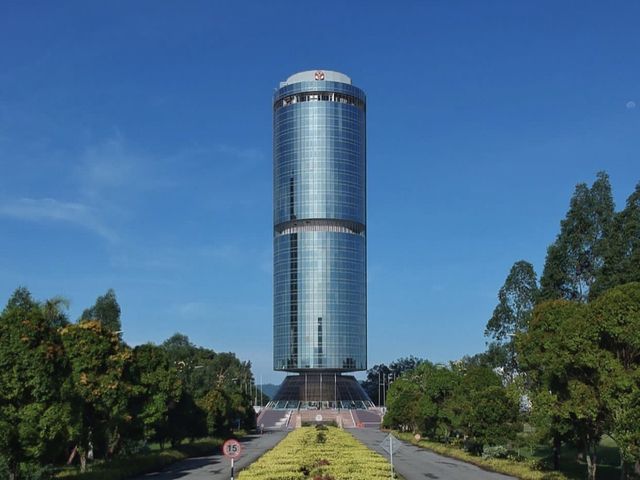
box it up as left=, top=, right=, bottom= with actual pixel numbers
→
left=275, top=218, right=365, bottom=237
left=274, top=91, right=365, bottom=112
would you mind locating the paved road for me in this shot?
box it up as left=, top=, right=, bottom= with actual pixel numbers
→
left=132, top=431, right=288, bottom=480
left=350, top=429, right=516, bottom=480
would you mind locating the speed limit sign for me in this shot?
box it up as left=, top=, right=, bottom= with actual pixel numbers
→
left=223, top=439, right=242, bottom=480
left=222, top=438, right=242, bottom=459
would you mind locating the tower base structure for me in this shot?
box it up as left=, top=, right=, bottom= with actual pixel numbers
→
left=267, top=373, right=374, bottom=410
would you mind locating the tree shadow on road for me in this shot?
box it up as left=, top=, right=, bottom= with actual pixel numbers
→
left=144, top=455, right=223, bottom=479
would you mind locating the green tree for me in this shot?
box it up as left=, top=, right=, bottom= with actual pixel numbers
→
left=458, top=343, right=509, bottom=371
left=198, top=362, right=254, bottom=436
left=161, top=333, right=213, bottom=398
left=362, top=356, right=424, bottom=407
left=360, top=364, right=390, bottom=406
left=160, top=334, right=256, bottom=435
left=165, top=392, right=206, bottom=445
left=517, top=300, right=579, bottom=471
left=592, top=184, right=640, bottom=298
left=161, top=333, right=195, bottom=362
left=518, top=300, right=608, bottom=479
left=539, top=172, right=615, bottom=303
left=388, top=356, right=425, bottom=376
left=589, top=283, right=640, bottom=477
left=60, top=321, right=134, bottom=471
left=200, top=387, right=233, bottom=436
left=485, top=260, right=539, bottom=379
left=80, top=289, right=121, bottom=332
left=486, top=260, right=539, bottom=342
left=446, top=366, right=520, bottom=454
left=409, top=363, right=459, bottom=440
left=203, top=352, right=255, bottom=432
left=128, top=344, right=183, bottom=446
left=382, top=377, right=422, bottom=432
left=0, top=288, right=70, bottom=480
left=41, top=296, right=70, bottom=328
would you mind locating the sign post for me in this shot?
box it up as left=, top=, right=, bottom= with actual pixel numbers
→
left=381, top=434, right=401, bottom=479
left=390, top=434, right=393, bottom=479
left=222, top=439, right=242, bottom=480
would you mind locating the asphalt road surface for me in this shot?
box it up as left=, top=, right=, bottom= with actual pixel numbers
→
left=131, top=431, right=288, bottom=480
left=350, top=429, right=516, bottom=480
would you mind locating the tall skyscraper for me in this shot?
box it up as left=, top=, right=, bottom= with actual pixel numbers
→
left=271, top=70, right=370, bottom=407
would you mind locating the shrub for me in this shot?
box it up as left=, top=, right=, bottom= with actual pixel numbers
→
left=482, top=445, right=509, bottom=459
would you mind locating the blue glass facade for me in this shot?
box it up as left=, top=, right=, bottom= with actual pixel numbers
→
left=273, top=71, right=366, bottom=372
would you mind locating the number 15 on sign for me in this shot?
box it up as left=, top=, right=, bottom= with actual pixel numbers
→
left=222, top=439, right=242, bottom=480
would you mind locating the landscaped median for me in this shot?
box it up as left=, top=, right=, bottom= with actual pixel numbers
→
left=394, top=432, right=567, bottom=480
left=238, top=426, right=391, bottom=480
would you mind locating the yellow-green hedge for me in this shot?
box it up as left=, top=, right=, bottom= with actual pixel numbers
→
left=238, top=427, right=390, bottom=480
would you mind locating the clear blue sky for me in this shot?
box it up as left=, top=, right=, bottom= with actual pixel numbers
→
left=1, top=1, right=639, bottom=383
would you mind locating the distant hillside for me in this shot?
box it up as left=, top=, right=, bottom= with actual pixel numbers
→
left=260, top=383, right=280, bottom=399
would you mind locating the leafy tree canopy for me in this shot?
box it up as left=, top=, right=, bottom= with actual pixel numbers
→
left=128, top=344, right=183, bottom=445
left=592, top=183, right=640, bottom=299
left=486, top=260, right=539, bottom=342
left=80, top=289, right=121, bottom=332
left=0, top=288, right=70, bottom=480
left=589, top=283, right=640, bottom=474
left=540, top=172, right=615, bottom=303
left=517, top=298, right=612, bottom=479
left=60, top=321, right=134, bottom=470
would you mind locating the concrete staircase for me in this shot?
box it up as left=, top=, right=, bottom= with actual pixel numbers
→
left=352, top=408, right=383, bottom=428
left=298, top=409, right=338, bottom=425
left=256, top=409, right=293, bottom=431
left=290, top=409, right=360, bottom=428
left=338, top=410, right=356, bottom=428
left=256, top=407, right=382, bottom=431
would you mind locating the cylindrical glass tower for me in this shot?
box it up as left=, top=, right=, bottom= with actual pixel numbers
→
left=273, top=70, right=367, bottom=373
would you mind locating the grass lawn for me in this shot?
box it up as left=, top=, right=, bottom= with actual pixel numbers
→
left=395, top=432, right=622, bottom=480
left=526, top=436, right=621, bottom=480
left=55, top=437, right=225, bottom=480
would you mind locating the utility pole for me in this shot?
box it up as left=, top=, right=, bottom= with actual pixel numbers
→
left=382, top=373, right=387, bottom=407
